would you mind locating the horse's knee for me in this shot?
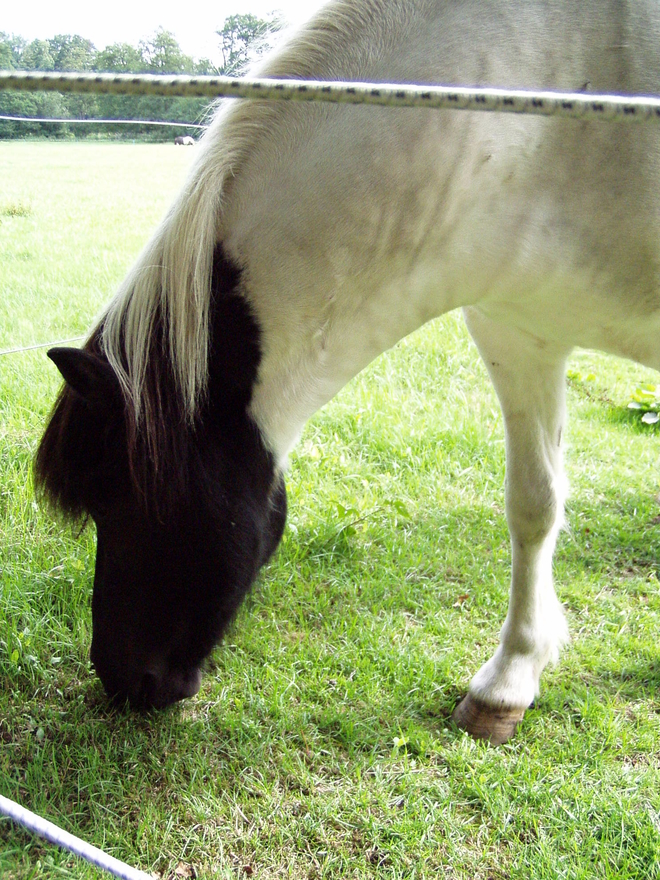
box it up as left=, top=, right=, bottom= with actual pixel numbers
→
left=506, top=472, right=562, bottom=545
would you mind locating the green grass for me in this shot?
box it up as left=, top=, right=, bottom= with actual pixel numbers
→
left=2, top=141, right=660, bottom=879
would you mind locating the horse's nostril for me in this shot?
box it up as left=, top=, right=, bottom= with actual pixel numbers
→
left=177, top=667, right=202, bottom=700
left=137, top=671, right=159, bottom=708
left=134, top=666, right=201, bottom=709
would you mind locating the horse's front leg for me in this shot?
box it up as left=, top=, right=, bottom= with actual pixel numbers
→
left=453, top=306, right=571, bottom=744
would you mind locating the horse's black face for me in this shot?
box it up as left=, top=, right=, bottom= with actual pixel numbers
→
left=35, top=246, right=283, bottom=708
left=89, top=458, right=286, bottom=710
left=36, top=326, right=286, bottom=710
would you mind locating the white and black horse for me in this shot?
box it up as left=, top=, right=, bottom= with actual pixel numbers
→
left=174, top=135, right=195, bottom=145
left=35, top=0, right=660, bottom=743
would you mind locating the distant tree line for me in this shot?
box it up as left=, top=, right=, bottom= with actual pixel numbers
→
left=0, top=14, right=283, bottom=140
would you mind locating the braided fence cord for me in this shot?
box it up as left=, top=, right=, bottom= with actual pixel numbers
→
left=2, top=70, right=660, bottom=121
left=0, top=794, right=153, bottom=880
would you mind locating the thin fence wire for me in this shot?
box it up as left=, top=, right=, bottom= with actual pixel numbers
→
left=0, top=794, right=153, bottom=880
left=0, top=336, right=85, bottom=357
left=0, top=114, right=206, bottom=128
left=2, top=70, right=660, bottom=122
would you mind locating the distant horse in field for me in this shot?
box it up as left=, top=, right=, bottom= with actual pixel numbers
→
left=35, top=0, right=660, bottom=743
left=174, top=136, right=195, bottom=146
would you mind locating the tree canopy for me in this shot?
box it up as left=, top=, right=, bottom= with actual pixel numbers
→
left=217, top=12, right=283, bottom=74
left=0, top=14, right=284, bottom=140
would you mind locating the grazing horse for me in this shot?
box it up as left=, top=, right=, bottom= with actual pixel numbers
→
left=35, top=0, right=660, bottom=743
left=174, top=136, right=195, bottom=145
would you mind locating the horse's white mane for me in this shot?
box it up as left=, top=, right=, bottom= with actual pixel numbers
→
left=100, top=0, right=413, bottom=423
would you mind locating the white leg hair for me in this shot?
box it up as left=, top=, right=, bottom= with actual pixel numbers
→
left=455, top=307, right=571, bottom=740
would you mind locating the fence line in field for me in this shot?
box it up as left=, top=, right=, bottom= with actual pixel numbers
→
left=0, top=794, right=152, bottom=880
left=0, top=337, right=85, bottom=357
left=2, top=70, right=660, bottom=122
left=0, top=114, right=206, bottom=128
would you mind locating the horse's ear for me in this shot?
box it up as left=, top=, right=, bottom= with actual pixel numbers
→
left=48, top=347, right=117, bottom=404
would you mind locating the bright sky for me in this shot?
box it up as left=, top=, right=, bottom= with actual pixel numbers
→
left=2, top=0, right=326, bottom=65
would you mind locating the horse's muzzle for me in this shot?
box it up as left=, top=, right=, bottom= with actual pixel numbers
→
left=133, top=665, right=202, bottom=710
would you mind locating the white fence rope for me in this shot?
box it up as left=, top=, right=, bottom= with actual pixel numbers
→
left=0, top=794, right=153, bottom=880
left=0, top=114, right=206, bottom=128
left=2, top=70, right=660, bottom=122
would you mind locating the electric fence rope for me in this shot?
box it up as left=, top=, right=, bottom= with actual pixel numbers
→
left=0, top=794, right=152, bottom=880
left=2, top=69, right=660, bottom=122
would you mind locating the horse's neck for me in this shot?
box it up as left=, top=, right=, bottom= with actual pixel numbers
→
left=214, top=2, right=497, bottom=464
left=207, top=4, right=449, bottom=463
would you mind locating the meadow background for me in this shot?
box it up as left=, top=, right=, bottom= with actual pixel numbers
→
left=1, top=141, right=660, bottom=878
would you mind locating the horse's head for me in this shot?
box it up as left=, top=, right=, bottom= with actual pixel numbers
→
left=35, top=271, right=286, bottom=709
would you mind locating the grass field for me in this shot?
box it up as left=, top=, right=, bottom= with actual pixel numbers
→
left=2, top=140, right=660, bottom=879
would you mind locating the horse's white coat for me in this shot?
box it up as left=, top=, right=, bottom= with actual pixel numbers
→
left=100, top=0, right=660, bottom=715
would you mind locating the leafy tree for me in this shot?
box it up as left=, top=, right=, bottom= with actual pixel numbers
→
left=0, top=90, right=39, bottom=136
left=217, top=12, right=283, bottom=74
left=140, top=29, right=195, bottom=74
left=0, top=89, right=70, bottom=137
left=65, top=92, right=100, bottom=122
left=22, top=39, right=55, bottom=70
left=0, top=32, right=25, bottom=69
left=94, top=43, right=145, bottom=73
left=194, top=57, right=219, bottom=76
left=48, top=34, right=96, bottom=71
